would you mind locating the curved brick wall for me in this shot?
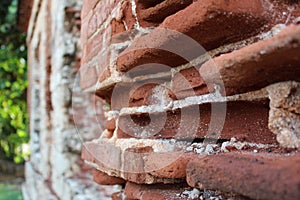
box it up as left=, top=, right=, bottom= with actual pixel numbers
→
left=24, top=0, right=300, bottom=199
left=80, top=0, right=300, bottom=199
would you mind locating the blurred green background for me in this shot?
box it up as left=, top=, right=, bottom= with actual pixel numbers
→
left=0, top=184, right=23, bottom=200
left=0, top=0, right=29, bottom=165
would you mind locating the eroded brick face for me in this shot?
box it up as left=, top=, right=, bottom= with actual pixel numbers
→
left=79, top=0, right=300, bottom=200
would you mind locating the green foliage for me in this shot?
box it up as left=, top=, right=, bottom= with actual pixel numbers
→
left=0, top=184, right=23, bottom=200
left=0, top=0, right=29, bottom=163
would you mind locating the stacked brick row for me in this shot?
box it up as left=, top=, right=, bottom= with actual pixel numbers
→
left=80, top=0, right=300, bottom=199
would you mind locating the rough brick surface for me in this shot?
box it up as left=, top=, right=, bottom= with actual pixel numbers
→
left=93, top=169, right=126, bottom=185
left=125, top=182, right=245, bottom=200
left=187, top=152, right=300, bottom=200
left=145, top=152, right=198, bottom=179
left=136, top=0, right=193, bottom=25
left=268, top=81, right=300, bottom=148
left=82, top=141, right=194, bottom=183
left=125, top=182, right=192, bottom=200
left=117, top=101, right=277, bottom=144
left=116, top=0, right=269, bottom=73
left=172, top=67, right=209, bottom=100
left=78, top=0, right=300, bottom=199
left=200, top=24, right=300, bottom=96
left=80, top=0, right=135, bottom=90
left=80, top=0, right=300, bottom=93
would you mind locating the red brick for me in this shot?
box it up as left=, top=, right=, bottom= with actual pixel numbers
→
left=114, top=1, right=136, bottom=34
left=136, top=0, right=193, bottom=25
left=87, top=12, right=98, bottom=39
left=80, top=48, right=111, bottom=90
left=79, top=1, right=300, bottom=198
left=17, top=0, right=33, bottom=32
left=82, top=141, right=162, bottom=183
left=111, top=18, right=126, bottom=36
left=82, top=140, right=200, bottom=183
left=125, top=182, right=190, bottom=200
left=186, top=152, right=300, bottom=200
left=80, top=16, right=90, bottom=46
left=111, top=191, right=128, bottom=200
left=172, top=67, right=209, bottom=100
left=79, top=64, right=98, bottom=89
left=116, top=0, right=269, bottom=72
left=110, top=82, right=168, bottom=109
left=99, top=67, right=111, bottom=83
left=93, top=169, right=125, bottom=185
left=81, top=0, right=138, bottom=90
left=82, top=141, right=122, bottom=172
left=81, top=0, right=99, bottom=20
left=117, top=101, right=277, bottom=144
left=123, top=146, right=153, bottom=183
left=81, top=0, right=128, bottom=56
left=145, top=152, right=197, bottom=179
left=268, top=0, right=300, bottom=25
left=81, top=0, right=114, bottom=41
left=94, top=1, right=110, bottom=28
left=106, top=119, right=116, bottom=131
left=83, top=30, right=104, bottom=64
left=200, top=24, right=300, bottom=96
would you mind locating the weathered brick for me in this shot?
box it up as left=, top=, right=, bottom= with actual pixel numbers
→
left=80, top=48, right=110, bottom=89
left=117, top=101, right=277, bottom=144
left=79, top=64, right=98, bottom=89
left=200, top=24, right=300, bottom=96
left=83, top=29, right=104, bottom=63
left=123, top=146, right=153, bottom=183
left=87, top=11, right=98, bottom=40
left=17, top=0, right=33, bottom=32
left=112, top=0, right=136, bottom=35
left=79, top=1, right=300, bottom=199
left=106, top=118, right=116, bottom=131
left=125, top=182, right=190, bottom=200
left=116, top=0, right=269, bottom=72
left=110, top=18, right=126, bottom=36
left=80, top=0, right=137, bottom=90
left=81, top=0, right=99, bottom=20
left=144, top=152, right=197, bottom=179
left=136, top=0, right=193, bottom=25
left=111, top=191, right=128, bottom=200
left=82, top=140, right=197, bottom=183
left=172, top=67, right=209, bottom=100
left=186, top=152, right=300, bottom=200
left=93, top=169, right=126, bottom=185
left=268, top=81, right=300, bottom=148
left=82, top=141, right=122, bottom=173
left=80, top=15, right=90, bottom=46
left=110, top=81, right=170, bottom=109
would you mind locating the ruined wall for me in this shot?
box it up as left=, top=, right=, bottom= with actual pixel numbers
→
left=23, top=0, right=120, bottom=199
left=80, top=0, right=300, bottom=200
left=22, top=0, right=300, bottom=199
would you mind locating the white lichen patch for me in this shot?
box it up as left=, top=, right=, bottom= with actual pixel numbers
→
left=102, top=137, right=188, bottom=153
left=176, top=189, right=224, bottom=200
left=186, top=143, right=219, bottom=155
left=267, top=81, right=300, bottom=149
left=220, top=138, right=276, bottom=153
left=105, top=86, right=268, bottom=117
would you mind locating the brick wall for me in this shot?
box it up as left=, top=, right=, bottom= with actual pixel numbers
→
left=23, top=0, right=121, bottom=199
left=80, top=0, right=300, bottom=200
left=17, top=0, right=33, bottom=32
